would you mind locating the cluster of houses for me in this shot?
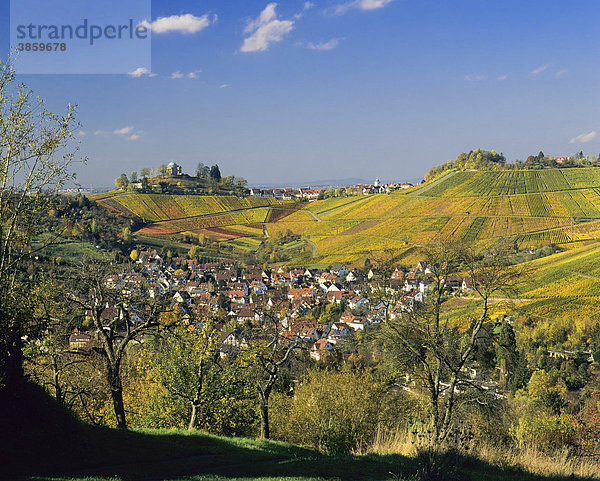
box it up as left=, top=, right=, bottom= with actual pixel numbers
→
left=69, top=253, right=478, bottom=362
left=249, top=180, right=414, bottom=200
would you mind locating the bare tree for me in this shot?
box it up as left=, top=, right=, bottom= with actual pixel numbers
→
left=245, top=311, right=298, bottom=439
left=0, top=57, right=80, bottom=391
left=68, top=262, right=170, bottom=428
left=23, top=280, right=86, bottom=408
left=381, top=242, right=524, bottom=445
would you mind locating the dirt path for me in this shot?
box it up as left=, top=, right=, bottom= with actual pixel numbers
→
left=407, top=170, right=458, bottom=196
left=306, top=239, right=317, bottom=258
left=307, top=210, right=321, bottom=222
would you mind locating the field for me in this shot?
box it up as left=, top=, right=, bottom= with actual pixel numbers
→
left=95, top=193, right=293, bottom=223
left=261, top=168, right=600, bottom=266
left=410, top=168, right=600, bottom=197
left=94, top=192, right=300, bottom=251
left=93, top=169, right=600, bottom=267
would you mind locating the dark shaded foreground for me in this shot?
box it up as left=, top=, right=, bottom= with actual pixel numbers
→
left=0, top=384, right=590, bottom=481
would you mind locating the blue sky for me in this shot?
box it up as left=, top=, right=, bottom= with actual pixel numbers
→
left=2, top=0, right=599, bottom=187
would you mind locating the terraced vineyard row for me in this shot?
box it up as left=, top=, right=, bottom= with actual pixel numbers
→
left=137, top=207, right=272, bottom=235
left=418, top=168, right=600, bottom=197
left=102, top=193, right=295, bottom=222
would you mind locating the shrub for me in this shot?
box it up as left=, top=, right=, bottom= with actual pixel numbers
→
left=271, top=369, right=406, bottom=454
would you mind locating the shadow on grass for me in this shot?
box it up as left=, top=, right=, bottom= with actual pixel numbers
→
left=0, top=384, right=592, bottom=481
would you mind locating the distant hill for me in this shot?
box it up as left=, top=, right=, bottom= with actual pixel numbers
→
left=255, top=177, right=420, bottom=188
left=264, top=167, right=600, bottom=266
left=92, top=191, right=300, bottom=252
left=95, top=167, right=600, bottom=267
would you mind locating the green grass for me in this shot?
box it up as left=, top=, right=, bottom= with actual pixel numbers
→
left=33, top=234, right=113, bottom=263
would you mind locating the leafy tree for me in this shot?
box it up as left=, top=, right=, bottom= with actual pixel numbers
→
left=496, top=321, right=530, bottom=393
left=209, top=164, right=221, bottom=182
left=146, top=320, right=245, bottom=430
left=140, top=167, right=151, bottom=178
left=188, top=245, right=200, bottom=260
left=590, top=323, right=600, bottom=362
left=129, top=249, right=138, bottom=262
left=497, top=321, right=519, bottom=388
left=115, top=173, right=129, bottom=190
left=235, top=177, right=248, bottom=195
left=196, top=162, right=210, bottom=178
left=122, top=226, right=132, bottom=243
left=129, top=171, right=138, bottom=183
left=0, top=58, right=79, bottom=391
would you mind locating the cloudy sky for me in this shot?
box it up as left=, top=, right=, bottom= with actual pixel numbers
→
left=2, top=0, right=599, bottom=187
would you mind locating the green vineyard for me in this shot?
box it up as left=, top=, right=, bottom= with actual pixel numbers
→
left=415, top=168, right=600, bottom=197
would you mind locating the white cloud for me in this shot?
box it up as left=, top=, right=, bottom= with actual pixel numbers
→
left=295, top=1, right=315, bottom=17
left=114, top=126, right=134, bottom=135
left=569, top=131, right=597, bottom=144
left=94, top=127, right=143, bottom=140
left=464, top=74, right=485, bottom=82
left=306, top=38, right=340, bottom=50
left=497, top=74, right=508, bottom=81
left=555, top=69, right=568, bottom=78
left=140, top=13, right=217, bottom=34
left=333, top=0, right=394, bottom=15
left=76, top=131, right=87, bottom=137
left=244, top=3, right=277, bottom=33
left=241, top=3, right=294, bottom=52
left=170, top=69, right=202, bottom=79
left=128, top=67, right=155, bottom=77
left=219, top=84, right=230, bottom=89
left=530, top=64, right=549, bottom=77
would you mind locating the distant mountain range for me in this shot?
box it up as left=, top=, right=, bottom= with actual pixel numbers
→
left=254, top=177, right=423, bottom=189
left=72, top=177, right=425, bottom=193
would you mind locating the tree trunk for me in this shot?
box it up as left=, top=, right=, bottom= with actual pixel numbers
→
left=107, top=365, right=126, bottom=428
left=259, top=395, right=270, bottom=439
left=4, top=341, right=24, bottom=390
left=188, top=402, right=198, bottom=430
left=111, top=385, right=126, bottom=429
left=0, top=307, right=24, bottom=391
left=430, top=390, right=440, bottom=444
left=52, top=363, right=63, bottom=405
left=188, top=359, right=204, bottom=430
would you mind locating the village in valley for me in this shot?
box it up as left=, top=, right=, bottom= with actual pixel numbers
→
left=70, top=251, right=486, bottom=376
